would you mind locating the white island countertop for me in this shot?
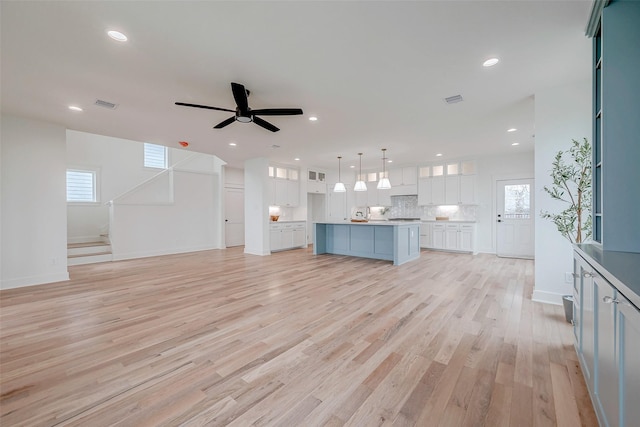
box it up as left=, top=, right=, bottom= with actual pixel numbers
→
left=313, top=220, right=421, bottom=226
left=420, top=219, right=477, bottom=223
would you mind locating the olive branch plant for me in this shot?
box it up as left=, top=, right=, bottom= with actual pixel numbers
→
left=540, top=138, right=592, bottom=244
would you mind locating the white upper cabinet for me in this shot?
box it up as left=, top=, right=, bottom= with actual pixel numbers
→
left=389, top=166, right=418, bottom=196
left=269, top=164, right=300, bottom=207
left=307, top=168, right=326, bottom=194
left=389, top=166, right=417, bottom=186
left=417, top=160, right=476, bottom=205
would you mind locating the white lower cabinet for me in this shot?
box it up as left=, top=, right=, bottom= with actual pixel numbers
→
left=422, top=222, right=476, bottom=253
left=270, top=222, right=307, bottom=252
left=432, top=224, right=445, bottom=249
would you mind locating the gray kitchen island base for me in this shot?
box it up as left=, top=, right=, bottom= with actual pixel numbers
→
left=313, top=222, right=420, bottom=266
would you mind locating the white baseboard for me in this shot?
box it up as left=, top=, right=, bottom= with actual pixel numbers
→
left=532, top=289, right=565, bottom=306
left=1, top=272, right=70, bottom=291
left=111, top=244, right=221, bottom=261
left=244, top=247, right=271, bottom=256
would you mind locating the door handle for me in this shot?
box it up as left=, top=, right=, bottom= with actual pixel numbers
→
left=602, top=296, right=620, bottom=304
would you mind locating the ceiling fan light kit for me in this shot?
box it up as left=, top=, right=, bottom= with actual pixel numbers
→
left=176, top=82, right=303, bottom=132
left=377, top=148, right=391, bottom=189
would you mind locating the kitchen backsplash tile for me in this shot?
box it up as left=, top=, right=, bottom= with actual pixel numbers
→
left=390, top=195, right=419, bottom=218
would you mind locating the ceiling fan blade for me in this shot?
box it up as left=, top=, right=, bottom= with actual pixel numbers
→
left=251, top=108, right=304, bottom=116
left=253, top=116, right=280, bottom=132
left=231, top=82, right=249, bottom=113
left=175, top=102, right=234, bottom=113
left=213, top=116, right=236, bottom=129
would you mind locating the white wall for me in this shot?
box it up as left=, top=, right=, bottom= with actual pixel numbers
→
left=66, top=130, right=193, bottom=241
left=534, top=78, right=592, bottom=304
left=224, top=166, right=244, bottom=187
left=1, top=115, right=69, bottom=289
left=110, top=168, right=222, bottom=260
left=244, top=158, right=270, bottom=256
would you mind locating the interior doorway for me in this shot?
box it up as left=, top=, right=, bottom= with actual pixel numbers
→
left=496, top=178, right=534, bottom=258
left=307, top=193, right=326, bottom=245
left=224, top=187, right=244, bottom=247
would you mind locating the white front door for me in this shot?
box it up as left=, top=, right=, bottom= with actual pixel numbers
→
left=496, top=179, right=534, bottom=258
left=224, top=188, right=244, bottom=247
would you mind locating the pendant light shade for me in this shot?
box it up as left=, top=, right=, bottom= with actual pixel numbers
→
left=377, top=148, right=391, bottom=189
left=334, top=156, right=346, bottom=192
left=354, top=153, right=367, bottom=192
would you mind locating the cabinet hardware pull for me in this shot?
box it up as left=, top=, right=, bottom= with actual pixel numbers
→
left=602, top=296, right=620, bottom=304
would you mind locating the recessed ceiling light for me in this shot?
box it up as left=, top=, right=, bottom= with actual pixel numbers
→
left=512, top=142, right=520, bottom=146
left=507, top=128, right=517, bottom=132
left=308, top=116, right=318, bottom=121
left=294, top=158, right=300, bottom=161
left=228, top=142, right=237, bottom=146
left=350, top=165, right=355, bottom=168
left=483, top=58, right=499, bottom=67
left=68, top=106, right=83, bottom=112
left=387, top=160, right=393, bottom=163
left=107, top=30, right=128, bottom=42
left=436, top=153, right=443, bottom=157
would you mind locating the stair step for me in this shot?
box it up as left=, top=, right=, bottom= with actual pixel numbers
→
left=68, top=252, right=113, bottom=266
left=68, top=250, right=112, bottom=259
left=68, top=243, right=111, bottom=257
left=68, top=241, right=109, bottom=249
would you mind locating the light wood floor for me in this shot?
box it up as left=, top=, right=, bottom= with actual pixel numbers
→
left=1, top=247, right=597, bottom=426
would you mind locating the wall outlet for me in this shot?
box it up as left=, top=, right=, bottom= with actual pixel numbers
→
left=565, top=272, right=573, bottom=284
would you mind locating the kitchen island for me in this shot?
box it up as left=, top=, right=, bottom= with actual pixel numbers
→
left=313, top=221, right=420, bottom=265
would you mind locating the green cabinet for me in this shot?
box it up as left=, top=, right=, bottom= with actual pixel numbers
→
left=588, top=0, right=640, bottom=251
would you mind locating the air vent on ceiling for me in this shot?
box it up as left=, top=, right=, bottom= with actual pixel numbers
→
left=94, top=99, right=118, bottom=109
left=444, top=95, right=464, bottom=104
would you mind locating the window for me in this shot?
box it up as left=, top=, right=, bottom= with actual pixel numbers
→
left=503, top=184, right=531, bottom=219
left=67, top=169, right=96, bottom=202
left=419, top=166, right=430, bottom=178
left=144, top=143, right=167, bottom=169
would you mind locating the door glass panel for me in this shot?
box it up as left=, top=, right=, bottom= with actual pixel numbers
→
left=503, top=184, right=530, bottom=219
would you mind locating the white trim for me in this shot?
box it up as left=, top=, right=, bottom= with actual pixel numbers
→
left=244, top=247, right=271, bottom=256
left=111, top=245, right=222, bottom=261
left=1, top=272, right=70, bottom=290
left=532, top=289, right=564, bottom=306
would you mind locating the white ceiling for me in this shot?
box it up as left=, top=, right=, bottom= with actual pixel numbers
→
left=1, top=1, right=592, bottom=171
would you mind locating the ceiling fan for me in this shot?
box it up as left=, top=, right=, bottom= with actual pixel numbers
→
left=175, top=82, right=303, bottom=132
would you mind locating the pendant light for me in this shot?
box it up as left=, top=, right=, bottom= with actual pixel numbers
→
left=377, top=148, right=391, bottom=189
left=333, top=156, right=346, bottom=192
left=354, top=153, right=367, bottom=192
